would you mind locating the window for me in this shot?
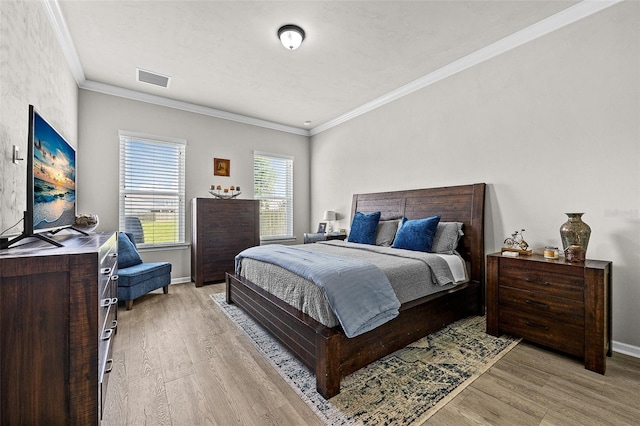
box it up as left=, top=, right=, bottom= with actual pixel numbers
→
left=254, top=151, right=294, bottom=241
left=119, top=130, right=186, bottom=248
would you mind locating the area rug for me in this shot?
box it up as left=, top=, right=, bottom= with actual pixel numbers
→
left=211, top=293, right=519, bottom=425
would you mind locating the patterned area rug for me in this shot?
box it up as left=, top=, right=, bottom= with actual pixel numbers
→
left=211, top=293, right=519, bottom=425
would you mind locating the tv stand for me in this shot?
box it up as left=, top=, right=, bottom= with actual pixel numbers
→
left=50, top=225, right=89, bottom=236
left=0, top=231, right=63, bottom=249
left=0, top=210, right=89, bottom=250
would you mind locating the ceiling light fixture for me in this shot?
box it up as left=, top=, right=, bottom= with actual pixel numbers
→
left=278, top=24, right=305, bottom=50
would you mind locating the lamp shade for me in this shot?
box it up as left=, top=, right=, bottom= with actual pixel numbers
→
left=278, top=25, right=305, bottom=50
left=323, top=210, right=336, bottom=221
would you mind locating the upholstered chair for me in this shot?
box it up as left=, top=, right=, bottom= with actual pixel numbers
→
left=117, top=232, right=171, bottom=310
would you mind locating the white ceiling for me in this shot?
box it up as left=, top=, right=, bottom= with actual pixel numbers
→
left=53, top=0, right=606, bottom=134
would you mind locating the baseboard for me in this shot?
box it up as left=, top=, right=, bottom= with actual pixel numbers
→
left=171, top=276, right=192, bottom=285
left=613, top=340, right=640, bottom=359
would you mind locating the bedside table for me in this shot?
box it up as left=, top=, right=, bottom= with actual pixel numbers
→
left=303, top=233, right=347, bottom=243
left=486, top=252, right=612, bottom=374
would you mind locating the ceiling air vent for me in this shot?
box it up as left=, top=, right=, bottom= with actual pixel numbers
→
left=136, top=68, right=171, bottom=88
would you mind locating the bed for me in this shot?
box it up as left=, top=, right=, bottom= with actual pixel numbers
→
left=225, top=183, right=486, bottom=398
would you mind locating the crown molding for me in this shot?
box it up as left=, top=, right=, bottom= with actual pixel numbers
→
left=81, top=80, right=310, bottom=136
left=43, top=0, right=620, bottom=139
left=309, top=0, right=622, bottom=136
left=41, top=0, right=85, bottom=83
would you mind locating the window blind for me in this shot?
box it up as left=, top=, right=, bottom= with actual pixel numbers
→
left=254, top=151, right=294, bottom=240
left=119, top=131, right=186, bottom=247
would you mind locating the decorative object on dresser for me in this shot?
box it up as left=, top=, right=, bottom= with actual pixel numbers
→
left=75, top=213, right=99, bottom=232
left=560, top=212, right=591, bottom=262
left=502, top=228, right=532, bottom=255
left=191, top=197, right=259, bottom=287
left=486, top=252, right=612, bottom=374
left=226, top=183, right=486, bottom=398
left=116, top=232, right=172, bottom=310
left=209, top=184, right=241, bottom=199
left=0, top=233, right=118, bottom=424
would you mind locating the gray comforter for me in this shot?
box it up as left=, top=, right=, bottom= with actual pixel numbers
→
left=237, top=240, right=459, bottom=333
left=236, top=244, right=400, bottom=338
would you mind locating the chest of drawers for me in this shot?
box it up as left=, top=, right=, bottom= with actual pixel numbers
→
left=191, top=198, right=260, bottom=287
left=486, top=252, right=612, bottom=374
left=0, top=232, right=117, bottom=424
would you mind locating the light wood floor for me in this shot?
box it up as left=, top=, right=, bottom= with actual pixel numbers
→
left=102, top=282, right=640, bottom=425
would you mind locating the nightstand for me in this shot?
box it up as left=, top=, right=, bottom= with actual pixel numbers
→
left=486, top=252, right=612, bottom=374
left=303, top=233, right=347, bottom=244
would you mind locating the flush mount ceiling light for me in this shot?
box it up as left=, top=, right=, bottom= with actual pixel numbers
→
left=278, top=24, right=305, bottom=50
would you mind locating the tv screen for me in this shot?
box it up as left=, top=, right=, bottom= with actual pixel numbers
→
left=31, top=106, right=76, bottom=232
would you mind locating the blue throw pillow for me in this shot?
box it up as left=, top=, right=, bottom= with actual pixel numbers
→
left=392, top=215, right=441, bottom=252
left=118, top=232, right=143, bottom=268
left=348, top=211, right=381, bottom=245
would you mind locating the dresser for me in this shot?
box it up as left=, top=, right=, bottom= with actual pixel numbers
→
left=191, top=198, right=260, bottom=287
left=486, top=252, right=612, bottom=374
left=0, top=232, right=118, bottom=424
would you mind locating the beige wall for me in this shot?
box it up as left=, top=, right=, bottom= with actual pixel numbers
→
left=0, top=0, right=78, bottom=233
left=77, top=90, right=310, bottom=280
left=310, top=2, right=639, bottom=350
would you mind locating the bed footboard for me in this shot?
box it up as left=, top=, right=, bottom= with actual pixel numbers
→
left=226, top=272, right=342, bottom=398
left=225, top=272, right=480, bottom=399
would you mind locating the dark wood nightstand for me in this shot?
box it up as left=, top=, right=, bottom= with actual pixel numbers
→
left=486, top=252, right=612, bottom=374
left=303, top=233, right=347, bottom=243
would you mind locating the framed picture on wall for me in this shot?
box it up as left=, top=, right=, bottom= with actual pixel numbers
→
left=317, top=222, right=327, bottom=233
left=214, top=158, right=230, bottom=176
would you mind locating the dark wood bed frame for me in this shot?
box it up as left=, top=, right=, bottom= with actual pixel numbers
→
left=225, top=183, right=486, bottom=399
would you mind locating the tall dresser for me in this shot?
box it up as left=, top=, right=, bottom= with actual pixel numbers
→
left=0, top=232, right=118, bottom=425
left=191, top=198, right=260, bottom=287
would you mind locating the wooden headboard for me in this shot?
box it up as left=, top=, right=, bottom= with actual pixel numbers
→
left=350, top=183, right=486, bottom=286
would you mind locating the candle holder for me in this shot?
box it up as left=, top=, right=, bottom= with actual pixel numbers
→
left=209, top=185, right=241, bottom=199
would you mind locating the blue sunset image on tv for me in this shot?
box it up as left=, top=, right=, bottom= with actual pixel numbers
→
left=33, top=113, right=76, bottom=230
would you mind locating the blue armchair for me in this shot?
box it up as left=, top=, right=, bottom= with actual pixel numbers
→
left=117, top=232, right=172, bottom=310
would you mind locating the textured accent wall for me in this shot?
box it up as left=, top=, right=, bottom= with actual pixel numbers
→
left=0, top=0, right=78, bottom=236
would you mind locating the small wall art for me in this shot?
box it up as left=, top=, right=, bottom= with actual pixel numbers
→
left=214, top=158, right=230, bottom=176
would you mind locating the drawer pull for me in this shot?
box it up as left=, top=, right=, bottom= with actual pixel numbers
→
left=525, top=278, right=550, bottom=286
left=110, top=297, right=118, bottom=306
left=100, top=298, right=111, bottom=308
left=110, top=319, right=118, bottom=330
left=525, top=321, right=549, bottom=330
left=100, top=267, right=112, bottom=275
left=102, top=328, right=113, bottom=341
left=111, top=253, right=118, bottom=258
left=525, top=299, right=549, bottom=309
left=105, top=359, right=114, bottom=374
left=112, top=275, right=119, bottom=282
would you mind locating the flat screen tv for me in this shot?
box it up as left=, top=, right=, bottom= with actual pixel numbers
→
left=31, top=105, right=77, bottom=232
left=1, top=105, right=80, bottom=249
